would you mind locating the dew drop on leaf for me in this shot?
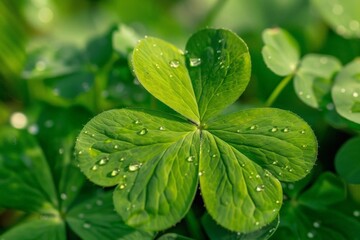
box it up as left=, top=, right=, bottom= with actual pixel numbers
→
left=159, top=126, right=165, bottom=131
left=332, top=4, right=343, bottom=15
left=60, top=193, right=67, bottom=200
left=91, top=165, right=98, bottom=171
left=198, top=171, right=204, bottom=176
left=110, top=169, right=120, bottom=177
left=249, top=125, right=257, bottom=130
left=212, top=154, right=217, bottom=158
left=119, top=183, right=127, bottom=190
left=133, top=120, right=141, bottom=124
left=282, top=127, right=289, bottom=133
left=169, top=60, right=180, bottom=68
left=276, top=200, right=280, bottom=204
left=307, top=231, right=315, bottom=238
left=83, top=223, right=91, bottom=229
left=129, top=162, right=142, bottom=172
left=270, top=127, right=278, bottom=132
left=255, top=184, right=265, bottom=192
left=137, top=128, right=148, bottom=136
left=186, top=156, right=195, bottom=162
left=114, top=145, right=119, bottom=149
left=300, top=130, right=306, bottom=134
left=353, top=92, right=359, bottom=98
left=98, top=157, right=109, bottom=166
left=189, top=58, right=201, bottom=67
left=353, top=210, right=360, bottom=217
left=313, top=221, right=320, bottom=228
left=120, top=157, right=125, bottom=162
left=255, top=221, right=260, bottom=226
left=78, top=150, right=83, bottom=155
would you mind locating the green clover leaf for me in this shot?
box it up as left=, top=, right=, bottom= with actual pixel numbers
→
left=332, top=58, right=360, bottom=124
left=312, top=0, right=360, bottom=39
left=75, top=28, right=317, bottom=233
left=262, top=28, right=343, bottom=109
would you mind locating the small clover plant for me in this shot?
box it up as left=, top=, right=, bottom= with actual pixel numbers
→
left=262, top=27, right=360, bottom=125
left=75, top=28, right=317, bottom=233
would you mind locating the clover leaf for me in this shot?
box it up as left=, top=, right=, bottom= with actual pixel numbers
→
left=75, top=28, right=317, bottom=233
left=262, top=27, right=342, bottom=109
left=272, top=172, right=360, bottom=239
left=335, top=137, right=360, bottom=184
left=332, top=58, right=360, bottom=124
left=312, top=0, right=360, bottom=39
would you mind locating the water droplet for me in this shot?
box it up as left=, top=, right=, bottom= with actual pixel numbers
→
left=137, top=128, right=148, bottom=136
left=169, top=60, right=180, bottom=68
left=98, top=157, right=109, bottom=165
left=272, top=161, right=278, bottom=165
left=282, top=127, right=289, bottom=133
left=255, top=184, right=265, bottom=192
left=353, top=210, right=360, bottom=217
left=299, top=91, right=304, bottom=96
left=58, top=148, right=64, bottom=155
left=276, top=200, right=280, bottom=204
left=96, top=199, right=103, bottom=206
left=305, top=169, right=310, bottom=173
left=129, top=162, right=142, bottom=172
left=300, top=130, right=306, bottom=134
left=255, top=221, right=260, bottom=226
left=169, top=74, right=173, bottom=78
left=255, top=174, right=260, bottom=178
left=110, top=169, right=120, bottom=177
left=270, top=127, right=278, bottom=132
left=159, top=126, right=165, bottom=131
left=349, top=20, right=360, bottom=31
left=186, top=156, right=195, bottom=162
left=302, top=144, right=307, bottom=148
left=305, top=94, right=311, bottom=99
left=155, top=64, right=160, bottom=69
left=119, top=183, right=127, bottom=190
left=326, top=103, right=335, bottom=110
left=241, top=163, right=245, bottom=167
left=189, top=58, right=201, bottom=67
left=249, top=125, right=257, bottom=130
left=353, top=92, right=359, bottom=98
left=307, top=231, right=315, bottom=238
left=120, top=157, right=125, bottom=162
left=212, top=154, right=217, bottom=158
left=27, top=124, right=39, bottom=135
left=160, top=52, right=163, bottom=56
left=236, top=129, right=241, bottom=133
left=198, top=171, right=205, bottom=176
left=10, top=112, right=28, bottom=129
left=313, top=221, right=320, bottom=228
left=152, top=43, right=157, bottom=47
left=340, top=88, right=346, bottom=93
left=218, top=39, right=223, bottom=43
left=278, top=172, right=282, bottom=176
left=60, top=193, right=67, bottom=200
left=133, top=120, right=141, bottom=124
left=83, top=223, right=91, bottom=229
left=249, top=176, right=253, bottom=179
left=332, top=4, right=343, bottom=15
left=78, top=150, right=83, bottom=155
left=114, top=145, right=119, bottom=149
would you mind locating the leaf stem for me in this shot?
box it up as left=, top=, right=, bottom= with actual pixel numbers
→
left=185, top=208, right=205, bottom=240
left=265, top=74, right=293, bottom=107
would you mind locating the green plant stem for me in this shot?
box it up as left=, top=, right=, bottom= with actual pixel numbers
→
left=185, top=208, right=205, bottom=240
left=198, top=0, right=229, bottom=28
left=265, top=74, right=293, bottom=107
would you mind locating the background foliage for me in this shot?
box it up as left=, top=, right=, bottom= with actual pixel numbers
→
left=0, top=0, right=359, bottom=239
